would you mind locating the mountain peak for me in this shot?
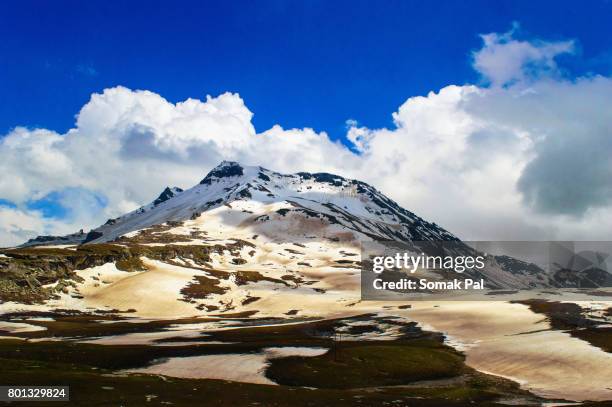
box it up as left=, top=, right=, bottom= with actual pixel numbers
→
left=199, top=161, right=245, bottom=185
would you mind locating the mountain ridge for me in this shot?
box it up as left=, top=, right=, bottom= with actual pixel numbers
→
left=21, top=160, right=458, bottom=247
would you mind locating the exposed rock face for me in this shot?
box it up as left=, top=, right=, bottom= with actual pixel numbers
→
left=200, top=161, right=244, bottom=185
left=153, top=187, right=184, bottom=206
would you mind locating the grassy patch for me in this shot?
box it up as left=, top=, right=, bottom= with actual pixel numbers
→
left=115, top=256, right=146, bottom=272
left=267, top=342, right=464, bottom=389
left=181, top=275, right=227, bottom=299
left=571, top=327, right=612, bottom=353
left=515, top=300, right=594, bottom=330
left=234, top=270, right=287, bottom=286
left=516, top=299, right=612, bottom=354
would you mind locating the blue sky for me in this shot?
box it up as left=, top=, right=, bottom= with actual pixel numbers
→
left=0, top=1, right=611, bottom=245
left=1, top=0, right=610, bottom=141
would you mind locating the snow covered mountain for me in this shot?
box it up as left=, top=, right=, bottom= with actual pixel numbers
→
left=28, top=161, right=459, bottom=247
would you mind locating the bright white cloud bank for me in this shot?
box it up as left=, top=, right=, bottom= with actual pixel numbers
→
left=1, top=26, right=611, bottom=246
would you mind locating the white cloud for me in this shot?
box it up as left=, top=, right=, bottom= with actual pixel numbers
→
left=345, top=85, right=537, bottom=239
left=1, top=28, right=611, bottom=246
left=0, top=207, right=77, bottom=247
left=346, top=77, right=612, bottom=240
left=472, top=23, right=575, bottom=86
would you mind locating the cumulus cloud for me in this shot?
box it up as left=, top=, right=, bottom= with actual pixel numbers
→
left=472, top=23, right=575, bottom=86
left=0, top=87, right=352, bottom=246
left=347, top=76, right=612, bottom=240
left=0, top=27, right=611, bottom=246
left=346, top=85, right=538, bottom=240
